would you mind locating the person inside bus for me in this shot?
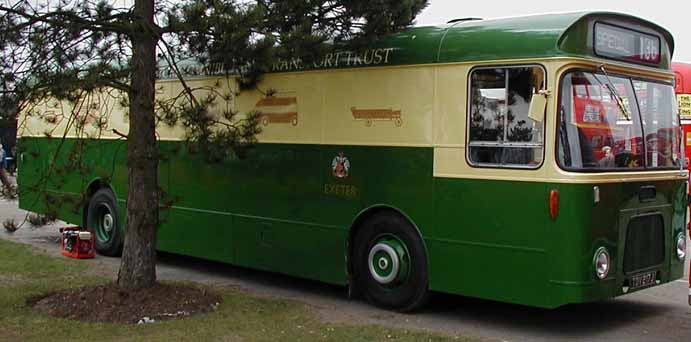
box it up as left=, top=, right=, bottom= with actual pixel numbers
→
left=598, top=146, right=615, bottom=168
left=654, top=129, right=676, bottom=167
left=577, top=128, right=597, bottom=167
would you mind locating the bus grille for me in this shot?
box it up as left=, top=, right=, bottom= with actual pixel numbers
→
left=623, top=214, right=665, bottom=274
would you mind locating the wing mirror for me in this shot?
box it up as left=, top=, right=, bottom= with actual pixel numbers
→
left=528, top=89, right=550, bottom=123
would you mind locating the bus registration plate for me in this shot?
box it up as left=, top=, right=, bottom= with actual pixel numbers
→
left=630, top=271, right=657, bottom=289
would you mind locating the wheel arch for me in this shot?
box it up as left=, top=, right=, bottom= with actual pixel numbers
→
left=82, top=178, right=119, bottom=224
left=346, top=204, right=429, bottom=287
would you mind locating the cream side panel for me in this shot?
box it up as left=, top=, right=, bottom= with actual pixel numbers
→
left=434, top=64, right=468, bottom=146
left=19, top=88, right=129, bottom=140
left=156, top=79, right=185, bottom=140
left=155, top=77, right=239, bottom=141
left=105, top=89, right=129, bottom=139
left=21, top=67, right=436, bottom=146
left=18, top=99, right=65, bottom=137
left=19, top=78, right=243, bottom=141
left=322, top=67, right=434, bottom=146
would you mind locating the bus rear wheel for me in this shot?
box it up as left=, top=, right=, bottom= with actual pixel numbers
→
left=353, top=212, right=429, bottom=312
left=85, top=188, right=123, bottom=256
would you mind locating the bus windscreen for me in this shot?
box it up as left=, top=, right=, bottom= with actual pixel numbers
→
left=558, top=71, right=680, bottom=170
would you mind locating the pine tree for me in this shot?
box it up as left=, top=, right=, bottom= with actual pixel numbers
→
left=0, top=0, right=428, bottom=290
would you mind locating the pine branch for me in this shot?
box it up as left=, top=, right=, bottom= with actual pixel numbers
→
left=0, top=5, right=132, bottom=35
left=157, top=39, right=200, bottom=107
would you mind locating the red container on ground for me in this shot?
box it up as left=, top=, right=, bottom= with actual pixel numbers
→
left=60, top=227, right=95, bottom=259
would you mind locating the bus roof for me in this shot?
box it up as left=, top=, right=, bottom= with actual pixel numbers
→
left=159, top=11, right=675, bottom=79
left=385, top=11, right=674, bottom=67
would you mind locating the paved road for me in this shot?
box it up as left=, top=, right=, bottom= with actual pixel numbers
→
left=1, top=198, right=690, bottom=342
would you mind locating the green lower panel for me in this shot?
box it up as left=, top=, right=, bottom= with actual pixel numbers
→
left=157, top=208, right=234, bottom=263
left=427, top=239, right=550, bottom=306
left=18, top=136, right=686, bottom=308
left=157, top=142, right=434, bottom=285
left=429, top=178, right=551, bottom=306
left=231, top=216, right=346, bottom=283
left=19, top=137, right=434, bottom=287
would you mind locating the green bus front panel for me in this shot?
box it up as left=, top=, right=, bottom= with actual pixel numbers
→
left=430, top=178, right=686, bottom=308
left=555, top=180, right=686, bottom=304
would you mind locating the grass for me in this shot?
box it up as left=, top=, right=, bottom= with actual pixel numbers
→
left=0, top=239, right=477, bottom=342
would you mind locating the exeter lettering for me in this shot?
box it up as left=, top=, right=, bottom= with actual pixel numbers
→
left=323, top=184, right=360, bottom=198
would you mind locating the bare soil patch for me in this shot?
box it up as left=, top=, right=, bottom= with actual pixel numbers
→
left=31, top=282, right=222, bottom=324
left=0, top=274, right=25, bottom=285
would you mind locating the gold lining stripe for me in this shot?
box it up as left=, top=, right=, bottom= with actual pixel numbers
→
left=433, top=172, right=688, bottom=183
left=433, top=144, right=466, bottom=148
left=18, top=135, right=436, bottom=148
left=259, top=140, right=434, bottom=148
left=19, top=134, right=125, bottom=140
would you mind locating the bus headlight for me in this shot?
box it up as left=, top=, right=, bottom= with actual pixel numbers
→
left=676, top=234, right=687, bottom=260
left=594, top=247, right=611, bottom=279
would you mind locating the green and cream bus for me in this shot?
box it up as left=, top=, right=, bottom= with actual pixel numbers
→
left=18, top=11, right=688, bottom=310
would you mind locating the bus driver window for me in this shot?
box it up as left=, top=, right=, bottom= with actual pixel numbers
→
left=468, top=66, right=546, bottom=168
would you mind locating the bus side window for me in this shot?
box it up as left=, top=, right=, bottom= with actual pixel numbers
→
left=468, top=66, right=545, bottom=168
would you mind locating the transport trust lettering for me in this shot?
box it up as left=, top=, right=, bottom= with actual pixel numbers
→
left=157, top=48, right=396, bottom=79
left=272, top=48, right=395, bottom=72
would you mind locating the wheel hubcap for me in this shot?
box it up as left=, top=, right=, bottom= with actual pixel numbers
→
left=103, top=213, right=114, bottom=233
left=94, top=204, right=115, bottom=243
left=368, top=237, right=410, bottom=285
left=378, top=257, right=389, bottom=270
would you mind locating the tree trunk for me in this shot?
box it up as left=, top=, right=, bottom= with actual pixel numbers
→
left=117, top=0, right=158, bottom=289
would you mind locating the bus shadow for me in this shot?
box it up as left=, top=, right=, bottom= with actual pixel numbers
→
left=155, top=251, right=676, bottom=337
left=423, top=292, right=672, bottom=335
left=156, top=251, right=349, bottom=300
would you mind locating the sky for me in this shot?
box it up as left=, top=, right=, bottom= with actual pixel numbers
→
left=415, top=0, right=691, bottom=63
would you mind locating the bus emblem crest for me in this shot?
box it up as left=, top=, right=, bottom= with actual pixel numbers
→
left=331, top=152, right=350, bottom=178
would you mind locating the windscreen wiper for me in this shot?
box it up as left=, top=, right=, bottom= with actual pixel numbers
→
left=597, top=64, right=632, bottom=121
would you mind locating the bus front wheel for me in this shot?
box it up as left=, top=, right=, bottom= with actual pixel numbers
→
left=353, top=212, right=429, bottom=312
left=85, top=188, right=123, bottom=256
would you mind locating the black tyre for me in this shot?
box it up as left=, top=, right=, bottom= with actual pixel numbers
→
left=353, top=211, right=429, bottom=312
left=85, top=188, right=123, bottom=256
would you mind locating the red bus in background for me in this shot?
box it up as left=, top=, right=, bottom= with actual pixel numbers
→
left=674, top=62, right=691, bottom=306
left=674, top=62, right=691, bottom=156
left=572, top=81, right=617, bottom=161
left=674, top=62, right=691, bottom=201
left=571, top=76, right=645, bottom=167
